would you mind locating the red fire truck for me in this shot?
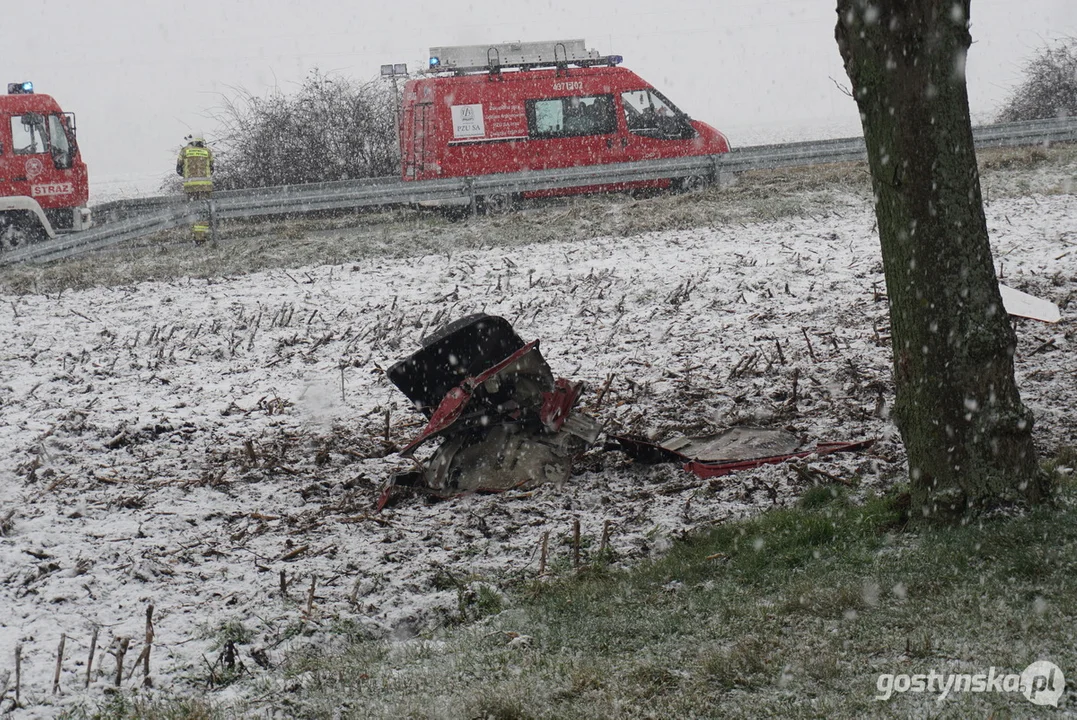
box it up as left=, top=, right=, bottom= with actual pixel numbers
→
left=398, top=39, right=730, bottom=206
left=0, top=82, right=91, bottom=247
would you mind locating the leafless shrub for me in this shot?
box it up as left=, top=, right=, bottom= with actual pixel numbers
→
left=997, top=39, right=1077, bottom=123
left=210, top=69, right=400, bottom=190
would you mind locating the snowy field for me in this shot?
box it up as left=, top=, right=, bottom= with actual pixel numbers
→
left=0, top=188, right=1073, bottom=715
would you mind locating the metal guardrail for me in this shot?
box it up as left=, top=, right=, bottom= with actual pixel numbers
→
left=4, top=116, right=1075, bottom=267
left=91, top=174, right=404, bottom=222
left=1, top=204, right=202, bottom=266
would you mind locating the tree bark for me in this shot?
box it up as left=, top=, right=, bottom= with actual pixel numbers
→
left=835, top=0, right=1046, bottom=519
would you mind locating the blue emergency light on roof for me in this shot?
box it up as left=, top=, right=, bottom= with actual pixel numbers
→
left=429, top=56, right=440, bottom=68
left=7, top=81, right=34, bottom=94
left=609, top=55, right=623, bottom=65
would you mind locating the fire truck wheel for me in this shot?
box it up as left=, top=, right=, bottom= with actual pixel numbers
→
left=479, top=194, right=518, bottom=215
left=22, top=223, right=49, bottom=245
left=677, top=175, right=708, bottom=193
left=1, top=213, right=48, bottom=248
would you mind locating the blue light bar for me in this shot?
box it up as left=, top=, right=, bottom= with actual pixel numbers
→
left=7, top=81, right=33, bottom=94
left=609, top=55, right=623, bottom=65
left=429, top=56, right=440, bottom=68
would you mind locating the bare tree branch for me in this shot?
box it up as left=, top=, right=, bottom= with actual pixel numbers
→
left=997, top=39, right=1077, bottom=122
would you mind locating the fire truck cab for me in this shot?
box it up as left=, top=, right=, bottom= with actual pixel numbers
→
left=398, top=39, right=730, bottom=203
left=0, top=82, right=91, bottom=246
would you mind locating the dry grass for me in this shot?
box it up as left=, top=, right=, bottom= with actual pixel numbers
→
left=70, top=482, right=1077, bottom=719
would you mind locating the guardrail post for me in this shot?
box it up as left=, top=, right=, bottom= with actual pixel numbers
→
left=208, top=199, right=219, bottom=247
left=465, top=177, right=478, bottom=217
left=710, top=155, right=722, bottom=187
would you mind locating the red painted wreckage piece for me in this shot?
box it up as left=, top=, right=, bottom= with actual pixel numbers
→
left=399, top=64, right=730, bottom=196
left=605, top=434, right=876, bottom=480
left=682, top=440, right=876, bottom=479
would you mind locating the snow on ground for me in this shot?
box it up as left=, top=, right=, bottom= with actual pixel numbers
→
left=0, top=191, right=1073, bottom=716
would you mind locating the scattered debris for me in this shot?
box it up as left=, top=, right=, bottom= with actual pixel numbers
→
left=382, top=315, right=873, bottom=506
left=999, top=283, right=1062, bottom=323
left=608, top=428, right=874, bottom=479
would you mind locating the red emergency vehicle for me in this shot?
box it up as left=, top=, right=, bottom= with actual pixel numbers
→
left=0, top=82, right=91, bottom=246
left=398, top=39, right=730, bottom=204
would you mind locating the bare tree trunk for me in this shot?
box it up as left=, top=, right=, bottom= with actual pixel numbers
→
left=835, top=0, right=1046, bottom=519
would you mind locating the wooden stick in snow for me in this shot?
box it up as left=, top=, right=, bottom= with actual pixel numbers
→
left=306, top=576, right=317, bottom=616
left=53, top=633, right=66, bottom=694
left=573, top=518, right=581, bottom=569
left=801, top=328, right=818, bottom=362
left=86, top=627, right=98, bottom=688
left=594, top=373, right=615, bottom=409
left=539, top=531, right=549, bottom=575
left=114, top=637, right=130, bottom=687
left=600, top=520, right=612, bottom=555
left=14, top=643, right=22, bottom=706
left=143, top=605, right=155, bottom=687
left=280, top=545, right=309, bottom=562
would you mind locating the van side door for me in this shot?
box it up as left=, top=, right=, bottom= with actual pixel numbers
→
left=523, top=92, right=620, bottom=169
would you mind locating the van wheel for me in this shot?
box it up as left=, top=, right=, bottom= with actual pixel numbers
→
left=677, top=175, right=708, bottom=192
left=480, top=194, right=517, bottom=215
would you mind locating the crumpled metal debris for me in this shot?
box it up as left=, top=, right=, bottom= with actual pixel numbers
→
left=383, top=314, right=600, bottom=505
left=606, top=429, right=874, bottom=479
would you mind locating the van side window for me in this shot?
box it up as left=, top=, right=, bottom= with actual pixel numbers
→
left=622, top=90, right=696, bottom=140
left=10, top=113, right=50, bottom=155
left=526, top=95, right=616, bottom=138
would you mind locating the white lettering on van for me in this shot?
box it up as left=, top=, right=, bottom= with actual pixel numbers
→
left=552, top=81, right=584, bottom=92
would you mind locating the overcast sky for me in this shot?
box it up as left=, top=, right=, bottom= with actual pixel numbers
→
left=4, top=0, right=1074, bottom=200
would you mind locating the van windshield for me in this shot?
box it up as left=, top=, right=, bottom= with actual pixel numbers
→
left=621, top=89, right=696, bottom=140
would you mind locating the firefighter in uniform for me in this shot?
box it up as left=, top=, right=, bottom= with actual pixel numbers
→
left=176, top=136, right=214, bottom=243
